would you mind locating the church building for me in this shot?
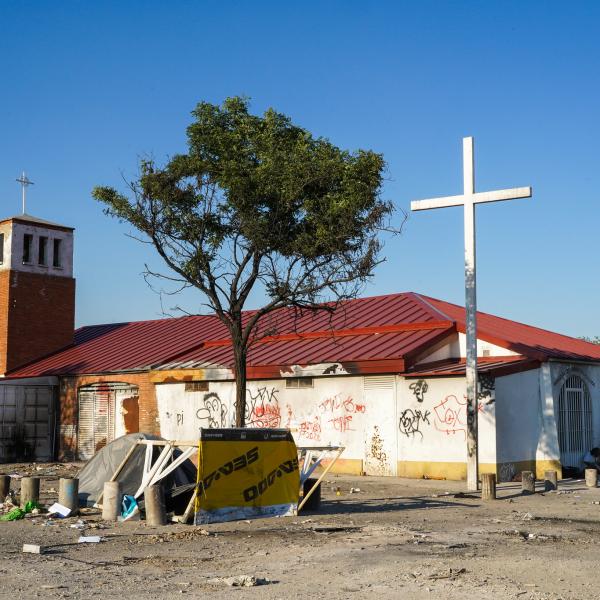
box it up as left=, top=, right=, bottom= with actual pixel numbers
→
left=1, top=211, right=599, bottom=482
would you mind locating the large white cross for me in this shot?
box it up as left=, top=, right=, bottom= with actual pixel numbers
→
left=411, top=137, right=532, bottom=491
left=16, top=171, right=34, bottom=214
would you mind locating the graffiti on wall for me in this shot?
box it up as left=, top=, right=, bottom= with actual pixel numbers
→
left=408, top=379, right=429, bottom=403
left=299, top=416, right=322, bottom=441
left=318, top=393, right=366, bottom=434
left=246, top=387, right=282, bottom=428
left=398, top=408, right=431, bottom=439
left=499, top=462, right=516, bottom=483
left=369, top=425, right=387, bottom=471
left=477, top=374, right=495, bottom=404
left=433, top=395, right=484, bottom=440
left=196, top=392, right=228, bottom=428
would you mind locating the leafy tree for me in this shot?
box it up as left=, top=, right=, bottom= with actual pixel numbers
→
left=93, top=97, right=395, bottom=426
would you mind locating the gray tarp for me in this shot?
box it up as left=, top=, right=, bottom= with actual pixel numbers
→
left=77, top=433, right=196, bottom=508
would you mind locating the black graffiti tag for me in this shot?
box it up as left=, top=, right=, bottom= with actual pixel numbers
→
left=196, top=392, right=228, bottom=428
left=409, top=379, right=429, bottom=403
left=399, top=409, right=431, bottom=438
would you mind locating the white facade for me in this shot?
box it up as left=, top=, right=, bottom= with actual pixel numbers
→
left=154, top=344, right=600, bottom=480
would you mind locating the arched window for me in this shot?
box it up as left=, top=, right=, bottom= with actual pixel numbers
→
left=557, top=374, right=592, bottom=468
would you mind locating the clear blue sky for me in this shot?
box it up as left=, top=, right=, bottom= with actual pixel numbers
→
left=0, top=1, right=598, bottom=337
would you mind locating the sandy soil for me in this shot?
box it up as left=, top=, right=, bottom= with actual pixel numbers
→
left=1, top=463, right=599, bottom=599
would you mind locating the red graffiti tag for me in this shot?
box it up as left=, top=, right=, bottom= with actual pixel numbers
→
left=299, top=416, right=322, bottom=441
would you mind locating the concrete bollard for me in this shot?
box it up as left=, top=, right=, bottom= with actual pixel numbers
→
left=0, top=475, right=10, bottom=500
left=481, top=473, right=497, bottom=500
left=521, top=471, right=535, bottom=495
left=20, top=477, right=40, bottom=507
left=544, top=470, right=558, bottom=492
left=102, top=481, right=121, bottom=521
left=58, top=478, right=79, bottom=516
left=585, top=468, right=598, bottom=488
left=144, top=485, right=167, bottom=526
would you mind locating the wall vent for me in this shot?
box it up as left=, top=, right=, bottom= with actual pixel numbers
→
left=363, top=376, right=395, bottom=390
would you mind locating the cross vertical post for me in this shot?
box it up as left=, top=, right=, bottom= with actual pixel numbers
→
left=411, top=137, right=532, bottom=491
left=462, top=137, right=478, bottom=491
left=16, top=171, right=34, bottom=215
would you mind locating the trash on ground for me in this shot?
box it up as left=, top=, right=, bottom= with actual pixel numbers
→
left=47, top=502, right=72, bottom=518
left=210, top=575, right=271, bottom=587
left=78, top=536, right=102, bottom=543
left=0, top=500, right=40, bottom=522
left=22, top=544, right=44, bottom=554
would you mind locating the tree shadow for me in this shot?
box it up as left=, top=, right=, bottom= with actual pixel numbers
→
left=302, top=496, right=479, bottom=516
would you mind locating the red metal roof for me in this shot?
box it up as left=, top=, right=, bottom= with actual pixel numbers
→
left=6, top=291, right=600, bottom=378
left=405, top=356, right=540, bottom=378
left=419, top=294, right=600, bottom=362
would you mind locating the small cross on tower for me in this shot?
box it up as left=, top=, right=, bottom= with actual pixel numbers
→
left=411, top=137, right=533, bottom=491
left=16, top=171, right=34, bottom=214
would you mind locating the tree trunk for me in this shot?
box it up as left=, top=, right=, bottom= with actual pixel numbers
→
left=232, top=327, right=248, bottom=428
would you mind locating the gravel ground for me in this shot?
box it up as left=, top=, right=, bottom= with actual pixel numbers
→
left=1, top=463, right=599, bottom=599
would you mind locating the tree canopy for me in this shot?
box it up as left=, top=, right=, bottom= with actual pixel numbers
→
left=93, top=96, right=395, bottom=425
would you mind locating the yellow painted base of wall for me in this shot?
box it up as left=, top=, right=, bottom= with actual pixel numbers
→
left=319, top=458, right=364, bottom=476
left=396, top=460, right=563, bottom=482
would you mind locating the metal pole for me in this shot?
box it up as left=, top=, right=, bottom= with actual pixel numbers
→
left=463, top=137, right=479, bottom=491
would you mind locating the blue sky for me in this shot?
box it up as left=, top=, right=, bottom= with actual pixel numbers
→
left=0, top=1, right=598, bottom=337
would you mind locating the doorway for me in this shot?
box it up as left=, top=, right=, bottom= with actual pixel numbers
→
left=77, top=383, right=139, bottom=460
left=557, top=375, right=592, bottom=470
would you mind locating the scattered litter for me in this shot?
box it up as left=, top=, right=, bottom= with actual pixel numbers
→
left=78, top=536, right=102, bottom=543
left=23, top=544, right=44, bottom=554
left=70, top=520, right=86, bottom=530
left=47, top=503, right=72, bottom=518
left=350, top=487, right=361, bottom=494
left=40, top=585, right=66, bottom=590
left=520, top=512, right=535, bottom=521
left=428, top=567, right=466, bottom=580
left=211, top=575, right=271, bottom=587
left=0, top=501, right=40, bottom=522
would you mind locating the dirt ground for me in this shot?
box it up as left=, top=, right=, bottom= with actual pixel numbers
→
left=1, top=463, right=600, bottom=599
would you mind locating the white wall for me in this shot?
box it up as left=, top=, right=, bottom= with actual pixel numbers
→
left=397, top=376, right=496, bottom=465
left=494, top=368, right=541, bottom=479
left=155, top=375, right=396, bottom=473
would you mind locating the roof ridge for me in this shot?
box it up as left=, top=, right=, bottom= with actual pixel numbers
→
left=420, top=294, right=600, bottom=349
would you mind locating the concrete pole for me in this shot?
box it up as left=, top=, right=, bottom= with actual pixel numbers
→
left=102, top=481, right=121, bottom=521
left=481, top=473, right=496, bottom=500
left=544, top=470, right=558, bottom=492
left=585, top=469, right=598, bottom=488
left=144, top=485, right=167, bottom=526
left=58, top=478, right=79, bottom=516
left=20, top=477, right=40, bottom=507
left=0, top=475, right=10, bottom=500
left=521, top=471, right=535, bottom=495
left=463, top=137, right=479, bottom=492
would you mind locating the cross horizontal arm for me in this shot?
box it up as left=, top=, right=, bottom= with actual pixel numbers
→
left=411, top=186, right=532, bottom=212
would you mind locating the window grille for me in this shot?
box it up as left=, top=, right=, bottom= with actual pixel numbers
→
left=286, top=377, right=313, bottom=389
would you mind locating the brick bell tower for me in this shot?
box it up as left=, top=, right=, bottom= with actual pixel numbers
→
left=0, top=213, right=75, bottom=374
